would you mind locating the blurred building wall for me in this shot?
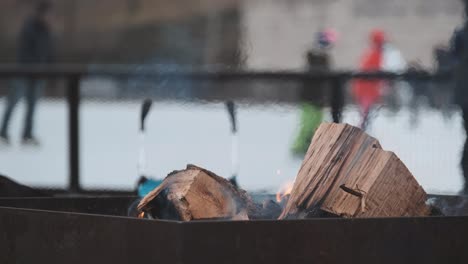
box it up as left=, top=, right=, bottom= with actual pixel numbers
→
left=243, top=0, right=464, bottom=69
left=0, top=0, right=241, bottom=65
left=0, top=0, right=462, bottom=69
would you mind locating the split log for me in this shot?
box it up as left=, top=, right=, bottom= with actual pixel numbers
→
left=280, top=123, right=430, bottom=219
left=137, top=165, right=256, bottom=221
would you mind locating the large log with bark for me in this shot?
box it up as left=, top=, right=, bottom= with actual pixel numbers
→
left=137, top=165, right=257, bottom=221
left=280, top=123, right=430, bottom=219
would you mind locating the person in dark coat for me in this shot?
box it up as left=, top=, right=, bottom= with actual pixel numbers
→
left=452, top=0, right=468, bottom=193
left=0, top=1, right=54, bottom=145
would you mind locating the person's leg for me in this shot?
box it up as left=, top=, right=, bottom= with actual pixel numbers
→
left=0, top=80, right=24, bottom=139
left=461, top=106, right=468, bottom=193
left=22, top=80, right=42, bottom=140
left=360, top=105, right=371, bottom=131
left=331, top=79, right=344, bottom=123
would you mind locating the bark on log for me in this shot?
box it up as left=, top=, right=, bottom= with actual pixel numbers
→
left=279, top=123, right=430, bottom=219
left=137, top=165, right=256, bottom=221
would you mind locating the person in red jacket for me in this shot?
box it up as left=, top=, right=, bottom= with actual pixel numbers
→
left=352, top=29, right=386, bottom=130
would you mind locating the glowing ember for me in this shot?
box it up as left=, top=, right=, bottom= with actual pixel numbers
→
left=138, top=211, right=145, bottom=219
left=276, top=180, right=295, bottom=203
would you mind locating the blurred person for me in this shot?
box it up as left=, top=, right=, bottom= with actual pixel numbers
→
left=352, top=29, right=387, bottom=130
left=406, top=47, right=454, bottom=129
left=381, top=39, right=408, bottom=114
left=0, top=1, right=54, bottom=145
left=406, top=60, right=426, bottom=128
left=382, top=41, right=406, bottom=73
left=450, top=0, right=468, bottom=193
left=431, top=46, right=457, bottom=118
left=292, top=29, right=338, bottom=155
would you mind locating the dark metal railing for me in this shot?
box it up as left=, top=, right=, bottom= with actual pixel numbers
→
left=0, top=64, right=452, bottom=194
left=0, top=64, right=451, bottom=80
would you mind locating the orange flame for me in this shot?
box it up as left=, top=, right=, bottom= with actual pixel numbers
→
left=276, top=180, right=295, bottom=203
left=138, top=211, right=145, bottom=219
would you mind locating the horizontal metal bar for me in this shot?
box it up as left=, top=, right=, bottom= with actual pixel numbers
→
left=35, top=187, right=135, bottom=196
left=0, top=64, right=452, bottom=81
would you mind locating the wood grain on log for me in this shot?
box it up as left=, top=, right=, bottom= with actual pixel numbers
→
left=138, top=165, right=256, bottom=221
left=279, top=123, right=430, bottom=219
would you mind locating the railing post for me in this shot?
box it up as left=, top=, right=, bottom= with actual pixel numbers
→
left=67, top=75, right=81, bottom=193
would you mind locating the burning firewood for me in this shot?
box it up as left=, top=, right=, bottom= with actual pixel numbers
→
left=137, top=165, right=258, bottom=221
left=279, top=123, right=430, bottom=219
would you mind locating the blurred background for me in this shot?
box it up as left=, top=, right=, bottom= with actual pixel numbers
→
left=0, top=0, right=465, bottom=194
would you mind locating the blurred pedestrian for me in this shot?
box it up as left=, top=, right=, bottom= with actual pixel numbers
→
left=292, top=29, right=338, bottom=155
left=352, top=29, right=387, bottom=130
left=0, top=1, right=54, bottom=145
left=451, top=0, right=468, bottom=193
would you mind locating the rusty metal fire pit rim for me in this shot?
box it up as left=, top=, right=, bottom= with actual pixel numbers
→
left=1, top=205, right=467, bottom=226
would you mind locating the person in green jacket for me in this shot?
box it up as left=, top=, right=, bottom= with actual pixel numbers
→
left=292, top=29, right=337, bottom=155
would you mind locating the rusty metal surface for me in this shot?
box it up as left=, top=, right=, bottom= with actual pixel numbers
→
left=0, top=196, right=136, bottom=216
left=0, top=207, right=180, bottom=264
left=0, top=196, right=467, bottom=264
left=182, top=216, right=468, bottom=264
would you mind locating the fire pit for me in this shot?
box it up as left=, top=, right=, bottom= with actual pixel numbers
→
left=0, top=195, right=467, bottom=264
left=1, top=123, right=467, bottom=263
